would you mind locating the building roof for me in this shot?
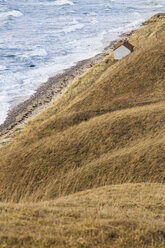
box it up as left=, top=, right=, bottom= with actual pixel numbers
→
left=114, top=41, right=134, bottom=52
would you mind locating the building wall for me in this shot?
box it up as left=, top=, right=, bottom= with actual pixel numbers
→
left=114, top=45, right=131, bottom=60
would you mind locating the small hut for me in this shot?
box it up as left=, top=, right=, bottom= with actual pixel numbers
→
left=114, top=41, right=134, bottom=60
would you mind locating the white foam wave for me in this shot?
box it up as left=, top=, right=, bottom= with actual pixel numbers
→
left=54, top=0, right=74, bottom=6
left=88, top=12, right=97, bottom=16
left=0, top=10, right=23, bottom=19
left=0, top=29, right=106, bottom=126
left=0, top=65, right=6, bottom=70
left=0, top=60, right=74, bottom=125
left=91, top=18, right=98, bottom=25
left=41, top=0, right=74, bottom=6
left=109, top=18, right=144, bottom=34
left=155, top=5, right=163, bottom=8
left=61, top=23, right=84, bottom=33
left=22, top=48, right=47, bottom=57
left=0, top=95, right=9, bottom=125
left=1, top=0, right=165, bottom=127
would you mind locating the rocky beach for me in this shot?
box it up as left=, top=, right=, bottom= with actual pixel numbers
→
left=0, top=30, right=134, bottom=140
left=0, top=12, right=164, bottom=247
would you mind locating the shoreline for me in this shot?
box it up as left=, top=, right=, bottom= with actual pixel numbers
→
left=0, top=29, right=135, bottom=138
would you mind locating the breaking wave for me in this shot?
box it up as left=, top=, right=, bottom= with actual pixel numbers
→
left=0, top=0, right=165, bottom=124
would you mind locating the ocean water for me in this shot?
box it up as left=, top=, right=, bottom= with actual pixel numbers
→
left=0, top=0, right=165, bottom=124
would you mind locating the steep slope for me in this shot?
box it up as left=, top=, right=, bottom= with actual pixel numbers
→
left=0, top=102, right=165, bottom=202
left=0, top=14, right=164, bottom=202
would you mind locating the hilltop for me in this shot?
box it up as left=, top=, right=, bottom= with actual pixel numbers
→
left=0, top=14, right=164, bottom=247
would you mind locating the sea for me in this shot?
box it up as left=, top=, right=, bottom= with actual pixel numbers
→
left=0, top=0, right=165, bottom=124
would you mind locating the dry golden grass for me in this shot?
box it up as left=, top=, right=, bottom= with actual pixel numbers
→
left=0, top=15, right=165, bottom=203
left=130, top=13, right=165, bottom=47
left=0, top=13, right=165, bottom=248
left=0, top=183, right=164, bottom=248
left=30, top=13, right=165, bottom=123
left=0, top=102, right=164, bottom=202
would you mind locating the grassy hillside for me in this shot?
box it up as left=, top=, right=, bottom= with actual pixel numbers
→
left=0, top=13, right=164, bottom=248
left=0, top=183, right=165, bottom=248
left=0, top=14, right=165, bottom=202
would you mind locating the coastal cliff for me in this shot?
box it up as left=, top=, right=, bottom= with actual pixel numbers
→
left=0, top=14, right=164, bottom=247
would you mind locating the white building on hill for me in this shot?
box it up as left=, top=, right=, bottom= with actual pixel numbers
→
left=114, top=41, right=134, bottom=60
